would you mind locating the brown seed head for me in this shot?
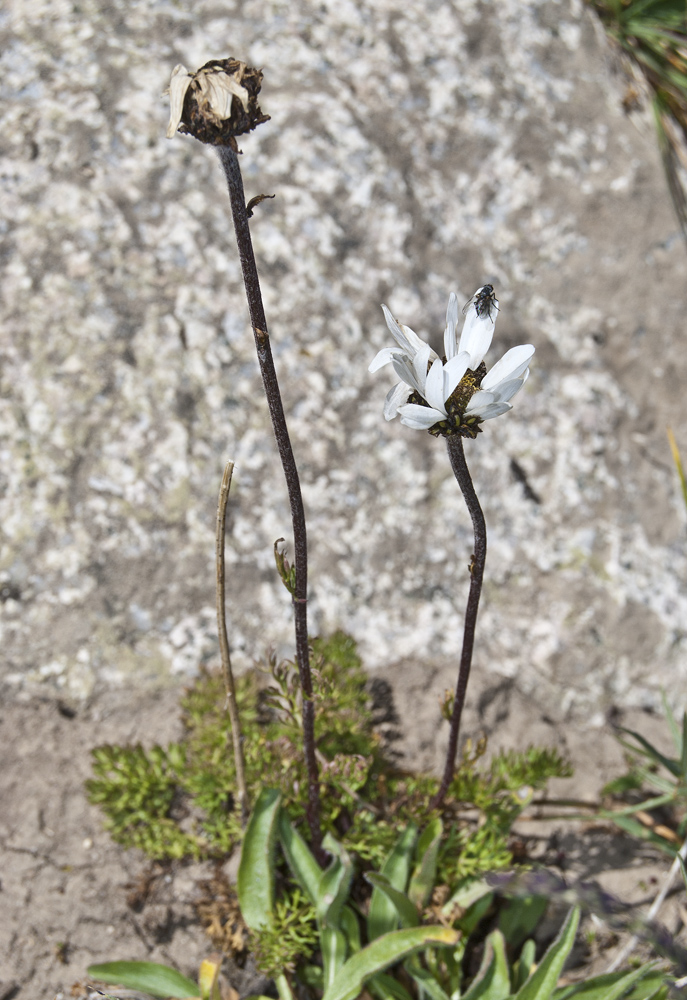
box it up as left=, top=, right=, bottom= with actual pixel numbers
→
left=166, top=58, right=270, bottom=144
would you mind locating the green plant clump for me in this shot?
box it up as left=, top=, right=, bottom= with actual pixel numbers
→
left=88, top=632, right=571, bottom=885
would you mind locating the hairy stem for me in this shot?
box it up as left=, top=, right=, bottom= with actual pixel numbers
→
left=429, top=434, right=487, bottom=812
left=217, top=143, right=323, bottom=861
left=216, top=461, right=249, bottom=823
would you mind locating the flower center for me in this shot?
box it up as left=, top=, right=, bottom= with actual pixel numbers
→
left=445, top=362, right=487, bottom=417
left=407, top=361, right=488, bottom=438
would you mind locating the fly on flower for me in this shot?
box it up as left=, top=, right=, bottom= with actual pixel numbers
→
left=369, top=287, right=534, bottom=439
left=462, top=283, right=498, bottom=321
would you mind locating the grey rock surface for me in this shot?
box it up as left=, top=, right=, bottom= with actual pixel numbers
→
left=2, top=0, right=687, bottom=728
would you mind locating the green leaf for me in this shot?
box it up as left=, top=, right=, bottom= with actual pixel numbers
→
left=299, top=964, right=324, bottom=989
left=679, top=853, right=687, bottom=891
left=341, top=904, right=362, bottom=954
left=605, top=813, right=677, bottom=855
left=456, top=890, right=494, bottom=937
left=461, top=930, right=511, bottom=1000
left=87, top=961, right=199, bottom=999
left=602, top=792, right=676, bottom=818
left=322, top=925, right=460, bottom=1000
left=404, top=957, right=451, bottom=1000
left=552, top=961, right=665, bottom=1000
left=445, top=877, right=492, bottom=912
left=514, top=907, right=579, bottom=1000
left=365, top=873, right=419, bottom=930
left=237, top=788, right=281, bottom=931
left=321, top=927, right=350, bottom=992
left=616, top=726, right=681, bottom=778
left=318, top=834, right=354, bottom=927
left=275, top=972, right=296, bottom=1000
left=368, top=971, right=415, bottom=1000
left=278, top=809, right=322, bottom=904
left=499, top=895, right=548, bottom=949
left=514, top=939, right=537, bottom=992
left=408, top=818, right=443, bottom=909
left=368, top=824, right=418, bottom=940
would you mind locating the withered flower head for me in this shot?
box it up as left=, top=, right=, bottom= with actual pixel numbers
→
left=166, top=58, right=270, bottom=144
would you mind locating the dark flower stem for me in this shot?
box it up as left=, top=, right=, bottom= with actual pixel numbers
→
left=217, top=142, right=323, bottom=862
left=429, top=434, right=487, bottom=812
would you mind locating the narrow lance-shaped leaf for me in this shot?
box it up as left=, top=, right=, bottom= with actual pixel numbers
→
left=408, top=818, right=442, bottom=910
left=87, top=961, right=199, bottom=999
left=237, top=788, right=281, bottom=931
left=552, top=961, right=665, bottom=1000
left=365, top=873, right=419, bottom=930
left=340, top=904, right=362, bottom=954
left=616, top=726, right=681, bottom=777
left=321, top=926, right=350, bottom=993
left=278, top=808, right=322, bottom=904
left=404, top=957, right=451, bottom=1000
left=461, top=930, right=511, bottom=1000
left=368, top=971, right=415, bottom=1000
left=317, top=833, right=354, bottom=927
left=322, top=925, right=459, bottom=1000
left=514, top=906, right=580, bottom=1000
left=514, top=939, right=537, bottom=992
left=368, top=824, right=418, bottom=940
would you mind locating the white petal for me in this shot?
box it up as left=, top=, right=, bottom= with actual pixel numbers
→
left=490, top=376, right=526, bottom=403
left=444, top=292, right=460, bottom=360
left=411, top=341, right=432, bottom=389
left=369, top=347, right=402, bottom=373
left=381, top=305, right=429, bottom=356
left=465, top=390, right=495, bottom=414
left=383, top=381, right=410, bottom=420
left=457, top=309, right=495, bottom=369
left=398, top=404, right=446, bottom=429
left=392, top=356, right=422, bottom=393
left=481, top=345, right=534, bottom=390
left=424, top=358, right=447, bottom=412
left=473, top=401, right=513, bottom=421
left=401, top=323, right=432, bottom=357
left=166, top=65, right=193, bottom=138
left=381, top=305, right=410, bottom=351
left=443, top=351, right=471, bottom=399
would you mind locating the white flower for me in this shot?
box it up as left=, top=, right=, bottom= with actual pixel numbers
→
left=369, top=288, right=534, bottom=437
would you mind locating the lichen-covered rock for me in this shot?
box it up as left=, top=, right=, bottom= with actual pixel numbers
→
left=0, top=0, right=686, bottom=727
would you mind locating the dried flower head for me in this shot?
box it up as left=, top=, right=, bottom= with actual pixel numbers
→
left=166, top=58, right=270, bottom=144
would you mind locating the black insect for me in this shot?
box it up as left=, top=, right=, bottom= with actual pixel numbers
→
left=462, top=284, right=499, bottom=321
